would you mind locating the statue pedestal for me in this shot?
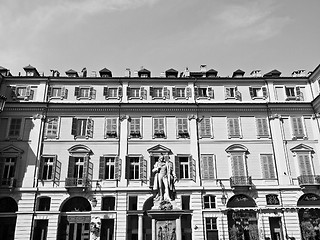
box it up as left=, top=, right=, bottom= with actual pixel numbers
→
left=147, top=201, right=184, bottom=240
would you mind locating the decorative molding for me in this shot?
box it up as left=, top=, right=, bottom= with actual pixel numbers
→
left=119, top=115, right=130, bottom=122
left=312, top=113, right=320, bottom=119
left=269, top=114, right=282, bottom=120
left=188, top=114, right=196, bottom=120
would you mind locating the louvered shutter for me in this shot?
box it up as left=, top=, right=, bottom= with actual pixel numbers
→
left=11, top=86, right=17, bottom=99
left=172, top=87, right=176, bottom=98
left=186, top=87, right=192, bottom=98
left=125, top=156, right=130, bottom=179
left=207, top=155, right=215, bottom=179
left=114, top=156, right=121, bottom=180
left=261, top=155, right=271, bottom=179
left=83, top=156, right=89, bottom=179
left=71, top=118, right=77, bottom=136
left=139, top=156, right=147, bottom=183
left=262, top=87, right=268, bottom=98
left=90, top=87, right=96, bottom=99
left=103, top=87, right=109, bottom=97
left=149, top=156, right=156, bottom=188
left=61, top=87, right=68, bottom=99
left=47, top=86, right=52, bottom=98
left=118, top=86, right=123, bottom=97
left=298, top=154, right=312, bottom=175
left=194, top=87, right=199, bottom=98
left=296, top=87, right=301, bottom=99
left=256, top=118, right=268, bottom=137
left=38, top=157, right=45, bottom=180
left=207, top=87, right=214, bottom=99
left=175, top=156, right=180, bottom=180
left=67, top=156, right=75, bottom=178
left=228, top=118, right=240, bottom=137
left=225, top=88, right=230, bottom=99
left=74, top=87, right=79, bottom=97
left=140, top=87, right=147, bottom=99
left=99, top=156, right=105, bottom=179
left=86, top=118, right=94, bottom=138
left=249, top=87, right=254, bottom=98
left=26, top=86, right=31, bottom=98
left=201, top=155, right=209, bottom=179
left=296, top=87, right=304, bottom=101
left=235, top=87, right=241, bottom=100
left=127, top=87, right=131, bottom=98
left=53, top=158, right=61, bottom=186
left=204, top=118, right=211, bottom=136
left=189, top=155, right=196, bottom=181
left=163, top=87, right=170, bottom=99
left=292, top=117, right=304, bottom=138
left=231, top=155, right=245, bottom=176
left=149, top=87, right=154, bottom=97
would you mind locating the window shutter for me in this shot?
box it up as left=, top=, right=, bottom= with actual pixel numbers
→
left=125, top=156, right=130, bottom=179
left=235, top=87, right=241, bottom=100
left=262, top=87, right=268, bottom=98
left=114, top=156, right=121, bottom=180
left=11, top=86, right=17, bottom=99
left=207, top=155, right=215, bottom=179
left=172, top=87, right=176, bottom=98
left=298, top=154, right=312, bottom=175
left=256, top=118, right=269, bottom=137
left=231, top=155, right=245, bottom=176
left=53, top=158, right=61, bottom=186
left=175, top=156, right=180, bottom=180
left=296, top=87, right=301, bottom=99
left=194, top=87, right=199, bottom=98
left=86, top=118, right=94, bottom=138
left=189, top=155, right=196, bottom=182
left=99, top=156, right=105, bottom=180
left=261, top=155, right=274, bottom=179
left=118, top=86, right=123, bottom=97
left=292, top=117, right=304, bottom=138
left=149, top=156, right=156, bottom=188
left=205, top=118, right=211, bottom=136
left=225, top=88, right=230, bottom=99
left=207, top=87, right=214, bottom=99
left=249, top=87, right=254, bottom=98
left=71, top=118, right=77, bottom=136
left=163, top=87, right=170, bottom=99
left=74, top=87, right=79, bottom=97
left=38, top=157, right=45, bottom=180
left=103, top=87, right=109, bottom=97
left=139, top=156, right=147, bottom=183
left=149, top=87, right=154, bottom=97
left=83, top=156, right=89, bottom=179
left=127, top=87, right=131, bottom=98
left=201, top=155, right=209, bottom=179
left=26, top=86, right=31, bottom=97
left=47, top=86, right=52, bottom=98
left=61, top=87, right=68, bottom=99
left=186, top=87, right=192, bottom=98
left=67, top=156, right=75, bottom=178
left=296, top=87, right=304, bottom=101
left=140, top=87, right=147, bottom=99
left=90, top=87, right=96, bottom=99
left=228, top=118, right=240, bottom=137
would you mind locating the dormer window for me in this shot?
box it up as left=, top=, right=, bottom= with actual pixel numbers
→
left=138, top=68, right=151, bottom=78
left=232, top=69, right=245, bottom=78
left=23, top=64, right=40, bottom=77
left=65, top=69, right=79, bottom=78
left=165, top=68, right=178, bottom=78
left=99, top=68, right=112, bottom=78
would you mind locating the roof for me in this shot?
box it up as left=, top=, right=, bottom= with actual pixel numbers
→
left=23, top=64, right=37, bottom=70
left=264, top=69, right=282, bottom=77
left=0, top=66, right=8, bottom=71
left=138, top=68, right=150, bottom=73
left=99, top=68, right=112, bottom=73
left=232, top=69, right=245, bottom=77
left=65, top=69, right=78, bottom=74
left=165, top=68, right=178, bottom=73
left=206, top=69, right=218, bottom=73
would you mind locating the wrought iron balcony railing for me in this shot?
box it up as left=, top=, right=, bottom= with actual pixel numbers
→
left=0, top=177, right=16, bottom=188
left=65, top=178, right=91, bottom=188
left=230, top=176, right=252, bottom=188
left=297, top=175, right=320, bottom=186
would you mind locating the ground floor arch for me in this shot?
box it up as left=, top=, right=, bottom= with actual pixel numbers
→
left=0, top=197, right=17, bottom=240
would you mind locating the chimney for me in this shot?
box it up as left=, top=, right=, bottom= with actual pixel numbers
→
left=250, top=70, right=262, bottom=77
left=200, top=64, right=207, bottom=72
left=183, top=67, right=190, bottom=77
left=292, top=70, right=306, bottom=77
left=125, top=68, right=131, bottom=77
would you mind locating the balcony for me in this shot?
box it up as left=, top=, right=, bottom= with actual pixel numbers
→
left=230, top=176, right=252, bottom=188
left=65, top=178, right=91, bottom=189
left=0, top=177, right=16, bottom=189
left=298, top=175, right=320, bottom=187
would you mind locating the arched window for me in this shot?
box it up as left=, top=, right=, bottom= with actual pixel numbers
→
left=60, top=196, right=91, bottom=212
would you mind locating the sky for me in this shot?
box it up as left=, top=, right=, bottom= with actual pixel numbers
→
left=0, top=0, right=319, bottom=77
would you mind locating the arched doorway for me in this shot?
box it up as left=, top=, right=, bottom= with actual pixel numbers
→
left=0, top=197, right=18, bottom=240
left=297, top=193, right=320, bottom=240
left=58, top=196, right=92, bottom=240
left=227, top=194, right=258, bottom=240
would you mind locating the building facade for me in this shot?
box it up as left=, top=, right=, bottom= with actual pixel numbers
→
left=1, top=64, right=320, bottom=240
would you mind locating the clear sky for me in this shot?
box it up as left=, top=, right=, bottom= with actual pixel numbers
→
left=0, top=0, right=319, bottom=77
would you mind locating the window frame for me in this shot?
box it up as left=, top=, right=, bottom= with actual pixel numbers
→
left=75, top=86, right=96, bottom=100
left=11, top=85, right=35, bottom=101
left=44, top=117, right=60, bottom=139
left=126, top=155, right=145, bottom=181
left=129, top=118, right=142, bottom=139
left=175, top=154, right=195, bottom=181
left=104, top=117, right=118, bottom=139
left=256, top=117, right=269, bottom=138
left=103, top=86, right=123, bottom=100
left=203, top=195, right=216, bottom=209
left=260, top=154, right=276, bottom=179
left=227, top=117, right=242, bottom=139
left=176, top=118, right=189, bottom=138
left=198, top=117, right=213, bottom=138
left=225, top=86, right=241, bottom=100
left=249, top=86, right=267, bottom=99
left=7, top=117, right=23, bottom=140
left=99, top=155, right=121, bottom=180
left=200, top=154, right=216, bottom=180
left=153, top=117, right=166, bottom=138
left=48, top=86, right=68, bottom=100
left=71, top=117, right=94, bottom=139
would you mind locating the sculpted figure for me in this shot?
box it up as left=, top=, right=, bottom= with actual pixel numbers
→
left=152, top=154, right=176, bottom=201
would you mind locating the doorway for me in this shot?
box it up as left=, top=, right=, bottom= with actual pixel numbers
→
left=269, top=217, right=283, bottom=240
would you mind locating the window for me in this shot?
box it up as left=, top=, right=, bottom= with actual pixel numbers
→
left=101, top=197, right=115, bottom=211
left=48, top=86, right=68, bottom=99
left=8, top=118, right=22, bottom=138
left=199, top=118, right=212, bottom=138
left=206, top=218, right=218, bottom=240
left=105, top=118, right=118, bottom=138
left=129, top=118, right=141, bottom=138
left=266, top=194, right=280, bottom=205
left=195, top=87, right=214, bottom=99
left=11, top=85, right=34, bottom=100
left=297, top=153, right=313, bottom=176
left=200, top=154, right=215, bottom=180
left=260, top=154, right=276, bottom=179
left=37, top=197, right=51, bottom=211
left=39, top=156, right=61, bottom=183
left=71, top=118, right=94, bottom=138
left=150, top=87, right=170, bottom=99
left=99, top=156, right=121, bottom=180
left=44, top=117, right=59, bottom=139
left=285, top=86, right=304, bottom=101
left=256, top=118, right=269, bottom=138
left=74, top=86, right=96, bottom=99
left=249, top=86, right=267, bottom=99
left=0, top=157, right=16, bottom=186
left=32, top=220, right=48, bottom=240
left=127, top=87, right=147, bottom=99
left=128, top=196, right=138, bottom=210
left=227, top=118, right=241, bottom=138
left=153, top=117, right=165, bottom=138
left=231, top=154, right=245, bottom=176
left=103, top=86, right=123, bottom=99
left=203, top=195, right=216, bottom=209
left=172, top=87, right=191, bottom=99
left=177, top=118, right=189, bottom=138
left=175, top=155, right=195, bottom=181
left=181, top=195, right=190, bottom=210
left=130, top=88, right=140, bottom=98
left=66, top=155, right=93, bottom=187
left=225, top=87, right=241, bottom=100
left=126, top=156, right=146, bottom=181
left=291, top=117, right=306, bottom=139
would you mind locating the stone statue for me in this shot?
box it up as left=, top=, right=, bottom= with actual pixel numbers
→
left=90, top=217, right=101, bottom=240
left=152, top=154, right=176, bottom=202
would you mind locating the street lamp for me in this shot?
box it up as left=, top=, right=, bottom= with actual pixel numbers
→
left=218, top=180, right=228, bottom=205
left=0, top=95, right=7, bottom=112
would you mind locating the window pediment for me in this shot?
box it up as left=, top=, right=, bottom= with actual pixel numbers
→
left=0, top=145, right=24, bottom=155
left=225, top=144, right=248, bottom=153
left=290, top=144, right=313, bottom=153
left=147, top=144, right=172, bottom=155
left=68, top=144, right=92, bottom=155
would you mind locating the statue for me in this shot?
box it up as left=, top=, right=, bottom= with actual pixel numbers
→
left=90, top=217, right=101, bottom=240
left=152, top=154, right=176, bottom=202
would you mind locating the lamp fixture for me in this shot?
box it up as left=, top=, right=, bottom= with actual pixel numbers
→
left=91, top=197, right=97, bottom=208
left=217, top=180, right=227, bottom=205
